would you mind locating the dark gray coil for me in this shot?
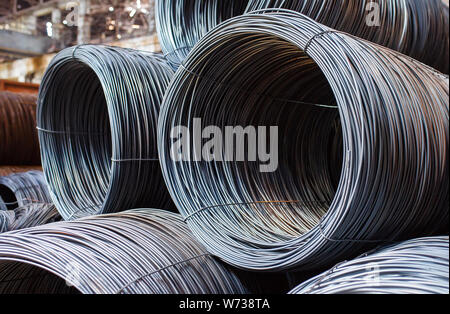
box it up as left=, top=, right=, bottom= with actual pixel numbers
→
left=246, top=0, right=449, bottom=74
left=290, top=237, right=449, bottom=294
left=155, top=0, right=248, bottom=68
left=0, top=209, right=249, bottom=294
left=37, top=45, right=175, bottom=221
left=158, top=11, right=449, bottom=272
left=0, top=203, right=60, bottom=233
left=0, top=171, right=51, bottom=211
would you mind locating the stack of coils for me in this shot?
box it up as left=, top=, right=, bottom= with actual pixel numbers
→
left=158, top=11, right=449, bottom=272
left=246, top=0, right=449, bottom=74
left=0, top=171, right=51, bottom=211
left=0, top=203, right=60, bottom=233
left=0, top=91, right=40, bottom=165
left=0, top=209, right=249, bottom=294
left=155, top=0, right=248, bottom=68
left=155, top=0, right=449, bottom=73
left=289, top=237, right=449, bottom=294
left=37, top=45, right=175, bottom=220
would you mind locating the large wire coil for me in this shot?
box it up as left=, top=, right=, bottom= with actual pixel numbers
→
left=289, top=237, right=449, bottom=294
left=0, top=171, right=51, bottom=211
left=0, top=203, right=60, bottom=233
left=0, top=209, right=250, bottom=294
left=246, top=0, right=449, bottom=74
left=155, top=0, right=248, bottom=68
left=0, top=91, right=40, bottom=165
left=37, top=45, right=175, bottom=221
left=158, top=11, right=449, bottom=272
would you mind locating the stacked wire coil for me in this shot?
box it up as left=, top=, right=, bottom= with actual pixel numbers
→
left=0, top=209, right=249, bottom=294
left=158, top=11, right=449, bottom=272
left=289, top=237, right=449, bottom=294
left=37, top=45, right=175, bottom=221
left=246, top=0, right=450, bottom=73
left=0, top=171, right=51, bottom=211
left=0, top=203, right=60, bottom=233
left=155, top=0, right=249, bottom=68
left=0, top=91, right=40, bottom=165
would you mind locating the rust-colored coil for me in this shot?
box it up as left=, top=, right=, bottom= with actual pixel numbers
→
left=0, top=91, right=40, bottom=165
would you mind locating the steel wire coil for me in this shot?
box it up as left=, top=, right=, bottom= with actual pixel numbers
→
left=0, top=203, right=60, bottom=233
left=158, top=11, right=449, bottom=272
left=155, top=0, right=249, bottom=68
left=0, top=166, right=43, bottom=177
left=289, top=236, right=449, bottom=294
left=246, top=0, right=449, bottom=74
left=0, top=171, right=51, bottom=211
left=37, top=45, right=175, bottom=221
left=0, top=91, right=40, bottom=165
left=0, top=209, right=250, bottom=294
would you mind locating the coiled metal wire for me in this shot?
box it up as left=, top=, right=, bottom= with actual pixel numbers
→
left=155, top=0, right=249, bottom=68
left=290, top=236, right=449, bottom=294
left=246, top=0, right=449, bottom=74
left=37, top=45, right=175, bottom=221
left=0, top=91, right=40, bottom=165
left=158, top=11, right=449, bottom=272
left=0, top=171, right=51, bottom=211
left=0, top=203, right=60, bottom=233
left=0, top=209, right=249, bottom=294
left=156, top=0, right=449, bottom=73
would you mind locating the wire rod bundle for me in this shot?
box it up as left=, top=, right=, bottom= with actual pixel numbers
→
left=289, top=237, right=449, bottom=294
left=37, top=45, right=175, bottom=221
left=0, top=171, right=51, bottom=211
left=0, top=203, right=60, bottom=233
left=0, top=91, right=40, bottom=165
left=158, top=11, right=449, bottom=272
left=0, top=166, right=43, bottom=177
left=0, top=209, right=249, bottom=294
left=155, top=0, right=249, bottom=68
left=246, top=0, right=449, bottom=74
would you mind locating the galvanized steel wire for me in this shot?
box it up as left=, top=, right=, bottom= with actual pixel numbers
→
left=246, top=0, right=450, bottom=74
left=37, top=45, right=175, bottom=221
left=155, top=0, right=249, bottom=68
left=0, top=203, right=60, bottom=233
left=158, top=11, right=449, bottom=272
left=0, top=209, right=249, bottom=294
left=289, top=237, right=449, bottom=294
left=0, top=171, right=51, bottom=211
left=0, top=91, right=40, bottom=165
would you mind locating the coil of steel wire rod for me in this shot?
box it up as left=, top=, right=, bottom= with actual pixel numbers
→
left=0, top=209, right=250, bottom=294
left=0, top=91, right=40, bottom=165
left=289, top=237, right=449, bottom=294
left=37, top=45, right=175, bottom=221
left=0, top=166, right=43, bottom=177
left=155, top=0, right=249, bottom=68
left=246, top=0, right=449, bottom=74
left=0, top=203, right=60, bottom=233
left=158, top=11, right=449, bottom=272
left=0, top=171, right=51, bottom=211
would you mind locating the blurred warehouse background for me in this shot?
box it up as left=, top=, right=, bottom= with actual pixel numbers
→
left=0, top=0, right=159, bottom=86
